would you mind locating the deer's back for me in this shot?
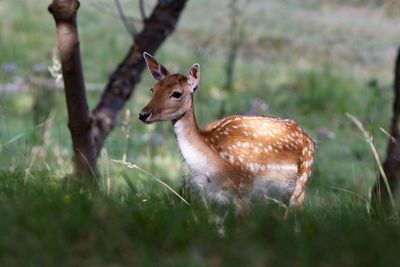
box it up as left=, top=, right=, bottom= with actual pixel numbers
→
left=200, top=115, right=314, bottom=202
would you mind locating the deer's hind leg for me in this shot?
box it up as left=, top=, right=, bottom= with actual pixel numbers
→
left=289, top=140, right=315, bottom=209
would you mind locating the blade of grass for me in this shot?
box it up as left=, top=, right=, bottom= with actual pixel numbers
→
left=329, top=185, right=370, bottom=206
left=346, top=113, right=398, bottom=216
left=4, top=134, right=25, bottom=146
left=380, top=127, right=397, bottom=143
left=102, top=149, right=111, bottom=196
left=113, top=159, right=190, bottom=206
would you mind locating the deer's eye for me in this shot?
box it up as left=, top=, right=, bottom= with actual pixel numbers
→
left=171, top=91, right=182, bottom=99
left=149, top=88, right=153, bottom=93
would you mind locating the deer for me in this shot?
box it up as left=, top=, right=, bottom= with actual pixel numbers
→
left=139, top=52, right=315, bottom=214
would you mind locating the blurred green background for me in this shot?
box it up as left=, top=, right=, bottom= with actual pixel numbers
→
left=1, top=0, right=400, bottom=266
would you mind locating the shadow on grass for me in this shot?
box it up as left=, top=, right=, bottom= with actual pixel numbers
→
left=0, top=171, right=399, bottom=267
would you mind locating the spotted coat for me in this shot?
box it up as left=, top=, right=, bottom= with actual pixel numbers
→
left=194, top=115, right=315, bottom=206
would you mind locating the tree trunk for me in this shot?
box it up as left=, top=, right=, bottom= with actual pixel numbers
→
left=48, top=0, right=187, bottom=181
left=92, top=0, right=188, bottom=155
left=48, top=0, right=98, bottom=182
left=372, top=47, right=400, bottom=211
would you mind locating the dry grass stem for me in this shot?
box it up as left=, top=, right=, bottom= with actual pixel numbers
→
left=379, top=127, right=397, bottom=144
left=329, top=185, right=370, bottom=207
left=113, top=159, right=191, bottom=206
left=346, top=113, right=398, bottom=215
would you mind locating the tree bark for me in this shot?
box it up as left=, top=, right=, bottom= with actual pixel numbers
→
left=92, top=0, right=188, bottom=155
left=372, top=47, right=400, bottom=210
left=48, top=0, right=98, bottom=182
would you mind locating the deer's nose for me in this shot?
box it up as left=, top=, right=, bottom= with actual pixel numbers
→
left=139, top=111, right=151, bottom=122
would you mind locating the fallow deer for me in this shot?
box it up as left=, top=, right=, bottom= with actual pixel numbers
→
left=139, top=53, right=315, bottom=213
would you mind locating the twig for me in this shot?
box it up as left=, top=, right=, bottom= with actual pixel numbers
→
left=114, top=0, right=137, bottom=37
left=346, top=113, right=398, bottom=215
left=139, top=0, right=147, bottom=21
left=88, top=0, right=143, bottom=24
left=114, top=159, right=191, bottom=206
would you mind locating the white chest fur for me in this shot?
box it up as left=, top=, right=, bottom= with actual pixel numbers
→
left=173, top=121, right=230, bottom=203
left=173, top=121, right=211, bottom=174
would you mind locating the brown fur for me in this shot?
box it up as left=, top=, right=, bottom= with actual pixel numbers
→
left=140, top=53, right=315, bottom=211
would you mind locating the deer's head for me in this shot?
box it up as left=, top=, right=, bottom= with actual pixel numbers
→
left=139, top=52, right=200, bottom=124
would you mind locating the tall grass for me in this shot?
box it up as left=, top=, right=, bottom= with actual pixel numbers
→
left=1, top=0, right=400, bottom=265
left=1, top=171, right=400, bottom=267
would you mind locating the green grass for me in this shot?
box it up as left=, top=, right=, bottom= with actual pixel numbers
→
left=1, top=0, right=400, bottom=266
left=0, top=171, right=400, bottom=267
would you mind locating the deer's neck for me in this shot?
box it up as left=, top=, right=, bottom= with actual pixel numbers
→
left=172, top=103, right=214, bottom=175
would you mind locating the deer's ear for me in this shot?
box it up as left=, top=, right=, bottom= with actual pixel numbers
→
left=143, top=52, right=169, bottom=81
left=187, top=63, right=200, bottom=93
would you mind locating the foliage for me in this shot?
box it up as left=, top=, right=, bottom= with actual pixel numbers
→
left=1, top=0, right=400, bottom=266
left=1, top=171, right=400, bottom=267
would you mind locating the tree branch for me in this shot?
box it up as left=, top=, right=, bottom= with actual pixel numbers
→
left=48, top=0, right=98, bottom=182
left=114, top=0, right=137, bottom=37
left=139, top=0, right=147, bottom=21
left=92, top=0, right=187, bottom=155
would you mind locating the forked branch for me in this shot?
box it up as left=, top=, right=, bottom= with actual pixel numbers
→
left=92, top=0, right=187, bottom=155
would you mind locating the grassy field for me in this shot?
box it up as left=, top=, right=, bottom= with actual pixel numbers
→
left=1, top=171, right=400, bottom=267
left=1, top=0, right=400, bottom=266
